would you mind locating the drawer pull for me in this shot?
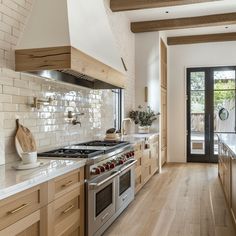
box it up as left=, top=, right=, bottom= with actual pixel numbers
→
left=62, top=180, right=73, bottom=188
left=62, top=205, right=74, bottom=214
left=8, top=203, right=29, bottom=215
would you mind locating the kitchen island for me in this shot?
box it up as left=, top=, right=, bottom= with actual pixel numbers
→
left=218, top=134, right=236, bottom=228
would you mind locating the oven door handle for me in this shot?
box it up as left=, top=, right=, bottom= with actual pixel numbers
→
left=119, top=159, right=137, bottom=173
left=89, top=171, right=119, bottom=190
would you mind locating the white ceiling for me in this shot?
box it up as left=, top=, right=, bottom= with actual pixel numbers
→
left=125, top=0, right=236, bottom=37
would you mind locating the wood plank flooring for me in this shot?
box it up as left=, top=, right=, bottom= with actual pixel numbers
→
left=103, top=163, right=236, bottom=236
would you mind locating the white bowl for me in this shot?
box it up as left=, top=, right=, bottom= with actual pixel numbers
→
left=21, top=152, right=37, bottom=164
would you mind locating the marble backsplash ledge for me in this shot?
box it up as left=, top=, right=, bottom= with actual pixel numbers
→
left=0, top=68, right=114, bottom=165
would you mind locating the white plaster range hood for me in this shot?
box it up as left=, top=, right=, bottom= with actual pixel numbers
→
left=15, top=0, right=126, bottom=89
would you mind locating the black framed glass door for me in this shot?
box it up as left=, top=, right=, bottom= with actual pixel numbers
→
left=187, top=66, right=236, bottom=163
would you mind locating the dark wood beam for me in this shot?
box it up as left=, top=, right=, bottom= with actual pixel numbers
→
left=167, top=32, right=236, bottom=45
left=131, top=12, right=236, bottom=33
left=110, top=0, right=219, bottom=12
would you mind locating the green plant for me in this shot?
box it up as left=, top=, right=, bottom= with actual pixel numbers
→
left=129, top=106, right=159, bottom=127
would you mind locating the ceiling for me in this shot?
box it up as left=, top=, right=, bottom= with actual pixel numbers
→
left=124, top=0, right=236, bottom=37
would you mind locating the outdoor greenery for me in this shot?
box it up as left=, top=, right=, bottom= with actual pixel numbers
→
left=129, top=106, right=159, bottom=127
left=191, top=71, right=235, bottom=113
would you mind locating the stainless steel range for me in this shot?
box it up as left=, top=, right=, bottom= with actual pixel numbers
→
left=38, top=140, right=136, bottom=236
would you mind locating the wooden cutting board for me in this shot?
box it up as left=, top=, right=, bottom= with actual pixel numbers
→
left=15, top=119, right=37, bottom=156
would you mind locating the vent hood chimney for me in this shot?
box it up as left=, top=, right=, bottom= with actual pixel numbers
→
left=15, top=0, right=126, bottom=89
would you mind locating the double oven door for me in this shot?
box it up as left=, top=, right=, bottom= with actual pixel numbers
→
left=87, top=159, right=136, bottom=236
left=116, top=160, right=135, bottom=212
left=87, top=171, right=118, bottom=236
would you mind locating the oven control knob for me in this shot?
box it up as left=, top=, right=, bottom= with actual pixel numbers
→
left=91, top=168, right=101, bottom=175
left=119, top=160, right=124, bottom=165
left=131, top=151, right=135, bottom=156
left=110, top=163, right=115, bottom=169
left=104, top=163, right=110, bottom=170
left=126, top=153, right=131, bottom=158
left=98, top=166, right=105, bottom=173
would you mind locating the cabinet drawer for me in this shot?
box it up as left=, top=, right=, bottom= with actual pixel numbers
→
left=48, top=188, right=80, bottom=236
left=0, top=185, right=42, bottom=231
left=135, top=157, right=142, bottom=168
left=134, top=143, right=143, bottom=152
left=51, top=170, right=81, bottom=200
left=135, top=165, right=142, bottom=177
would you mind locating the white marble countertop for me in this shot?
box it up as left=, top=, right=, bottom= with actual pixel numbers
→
left=121, top=133, right=159, bottom=145
left=0, top=158, right=86, bottom=201
left=218, top=134, right=236, bottom=156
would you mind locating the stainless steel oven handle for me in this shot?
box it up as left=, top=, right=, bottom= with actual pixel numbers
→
left=89, top=171, right=119, bottom=190
left=119, top=159, right=137, bottom=173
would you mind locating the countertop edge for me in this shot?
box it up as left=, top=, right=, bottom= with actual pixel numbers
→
left=0, top=159, right=86, bottom=201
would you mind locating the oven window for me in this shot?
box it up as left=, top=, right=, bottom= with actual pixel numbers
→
left=96, top=184, right=113, bottom=217
left=119, top=171, right=131, bottom=196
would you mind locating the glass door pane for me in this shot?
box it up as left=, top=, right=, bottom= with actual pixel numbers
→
left=213, top=70, right=236, bottom=155
left=190, top=72, right=205, bottom=155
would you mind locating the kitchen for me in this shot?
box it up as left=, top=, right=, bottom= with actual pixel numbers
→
left=0, top=0, right=236, bottom=236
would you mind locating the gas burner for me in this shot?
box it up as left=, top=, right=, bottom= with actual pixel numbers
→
left=38, top=148, right=103, bottom=158
left=78, top=140, right=126, bottom=147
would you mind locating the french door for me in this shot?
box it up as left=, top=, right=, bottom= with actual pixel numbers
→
left=187, top=66, right=236, bottom=163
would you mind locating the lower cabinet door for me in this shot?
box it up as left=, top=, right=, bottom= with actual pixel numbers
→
left=231, top=158, right=236, bottom=225
left=0, top=210, right=40, bottom=236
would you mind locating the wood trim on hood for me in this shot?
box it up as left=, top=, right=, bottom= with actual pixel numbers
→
left=15, top=46, right=126, bottom=89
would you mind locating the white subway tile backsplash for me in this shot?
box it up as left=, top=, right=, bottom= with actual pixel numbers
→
left=3, top=103, right=18, bottom=111
left=0, top=94, right=12, bottom=102
left=0, top=0, right=135, bottom=165
left=3, top=85, right=19, bottom=95
left=0, top=77, right=13, bottom=86
left=14, top=78, right=29, bottom=88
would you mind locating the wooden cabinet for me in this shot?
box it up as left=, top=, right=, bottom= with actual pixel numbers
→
left=218, top=142, right=231, bottom=204
left=231, top=157, right=236, bottom=225
left=160, top=39, right=168, bottom=166
left=44, top=169, right=84, bottom=236
left=0, top=210, right=40, bottom=236
left=134, top=136, right=159, bottom=194
left=0, top=167, right=84, bottom=236
left=218, top=140, right=236, bottom=228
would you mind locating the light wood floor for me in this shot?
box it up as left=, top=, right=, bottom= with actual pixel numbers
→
left=103, top=163, right=236, bottom=236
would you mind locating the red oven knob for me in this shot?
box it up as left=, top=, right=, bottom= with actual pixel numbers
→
left=91, top=167, right=101, bottom=175
left=104, top=163, right=110, bottom=170
left=110, top=163, right=115, bottom=169
left=98, top=166, right=105, bottom=172
left=119, top=160, right=124, bottom=165
left=131, top=151, right=135, bottom=156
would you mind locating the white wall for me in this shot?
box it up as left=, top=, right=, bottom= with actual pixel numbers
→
left=135, top=32, right=160, bottom=131
left=168, top=41, right=236, bottom=163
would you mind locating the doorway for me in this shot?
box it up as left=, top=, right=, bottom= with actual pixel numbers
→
left=187, top=66, right=236, bottom=163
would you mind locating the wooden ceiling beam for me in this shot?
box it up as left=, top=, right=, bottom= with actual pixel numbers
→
left=131, top=12, right=236, bottom=33
left=110, top=0, right=219, bottom=12
left=167, top=32, right=236, bottom=45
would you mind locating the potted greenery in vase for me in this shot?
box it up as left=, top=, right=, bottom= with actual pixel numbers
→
left=129, top=106, right=159, bottom=134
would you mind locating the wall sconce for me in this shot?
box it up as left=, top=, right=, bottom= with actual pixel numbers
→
left=31, top=97, right=55, bottom=109
left=145, top=86, right=148, bottom=103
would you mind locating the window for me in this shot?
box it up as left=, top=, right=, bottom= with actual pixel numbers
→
left=112, top=89, right=123, bottom=131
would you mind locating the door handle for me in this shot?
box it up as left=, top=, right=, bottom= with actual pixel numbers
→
left=119, top=159, right=137, bottom=173
left=89, top=171, right=119, bottom=189
left=208, top=114, right=211, bottom=141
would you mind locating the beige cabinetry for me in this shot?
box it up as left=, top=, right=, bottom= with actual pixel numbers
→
left=218, top=142, right=231, bottom=204
left=160, top=39, right=168, bottom=166
left=231, top=156, right=236, bottom=225
left=218, top=140, right=236, bottom=228
left=0, top=167, right=84, bottom=236
left=134, top=136, right=159, bottom=194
